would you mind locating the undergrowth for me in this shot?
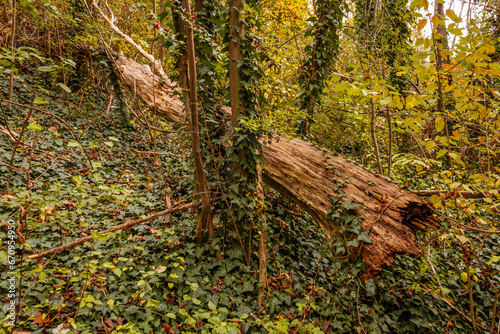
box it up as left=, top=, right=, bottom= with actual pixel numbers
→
left=0, top=52, right=498, bottom=334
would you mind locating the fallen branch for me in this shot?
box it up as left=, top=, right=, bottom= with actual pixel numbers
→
left=91, top=0, right=166, bottom=78
left=131, top=148, right=189, bottom=158
left=420, top=283, right=488, bottom=331
left=414, top=189, right=497, bottom=199
left=16, top=198, right=220, bottom=263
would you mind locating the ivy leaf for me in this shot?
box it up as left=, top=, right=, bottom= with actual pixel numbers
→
left=27, top=121, right=42, bottom=131
left=112, top=268, right=122, bottom=277
left=341, top=200, right=359, bottom=211
left=155, top=266, right=167, bottom=273
left=146, top=299, right=160, bottom=307
left=57, top=82, right=72, bottom=93
left=366, top=279, right=376, bottom=297
left=107, top=299, right=115, bottom=310
left=33, top=96, right=48, bottom=105
left=357, top=231, right=372, bottom=244
left=487, top=255, right=500, bottom=266
left=456, top=235, right=469, bottom=245
left=67, top=140, right=81, bottom=147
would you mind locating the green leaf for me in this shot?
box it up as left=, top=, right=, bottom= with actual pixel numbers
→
left=67, top=140, right=81, bottom=147
left=146, top=299, right=160, bottom=307
left=104, top=141, right=114, bottom=147
left=107, top=299, right=115, bottom=310
left=93, top=172, right=101, bottom=182
left=170, top=273, right=179, bottom=279
left=112, top=267, right=122, bottom=277
left=357, top=231, right=372, bottom=244
left=435, top=117, right=445, bottom=132
left=27, top=121, right=42, bottom=131
left=138, top=280, right=146, bottom=286
left=33, top=96, right=48, bottom=105
left=102, top=262, right=115, bottom=269
left=341, top=200, right=359, bottom=211
left=57, top=82, right=72, bottom=93
left=37, top=66, right=54, bottom=72
left=91, top=230, right=100, bottom=242
left=208, top=301, right=216, bottom=311
left=92, top=161, right=102, bottom=169
left=0, top=250, right=7, bottom=264
left=166, top=313, right=176, bottom=319
left=108, top=136, right=119, bottom=142
left=379, top=96, right=392, bottom=105
left=366, top=279, right=376, bottom=297
left=488, top=255, right=500, bottom=266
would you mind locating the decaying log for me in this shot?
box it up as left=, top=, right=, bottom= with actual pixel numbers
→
left=114, top=55, right=440, bottom=274
left=261, top=137, right=439, bottom=273
left=114, top=54, right=185, bottom=123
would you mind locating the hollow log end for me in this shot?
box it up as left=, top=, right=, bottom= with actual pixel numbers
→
left=401, top=198, right=440, bottom=232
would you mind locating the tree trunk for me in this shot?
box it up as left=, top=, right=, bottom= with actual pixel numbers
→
left=113, top=55, right=439, bottom=275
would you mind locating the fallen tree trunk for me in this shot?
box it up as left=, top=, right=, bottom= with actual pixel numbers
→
left=114, top=55, right=439, bottom=274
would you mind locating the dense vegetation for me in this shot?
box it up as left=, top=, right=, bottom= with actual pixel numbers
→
left=0, top=0, right=499, bottom=333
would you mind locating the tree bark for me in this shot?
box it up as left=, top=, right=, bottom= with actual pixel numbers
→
left=182, top=0, right=211, bottom=241
left=113, top=55, right=440, bottom=275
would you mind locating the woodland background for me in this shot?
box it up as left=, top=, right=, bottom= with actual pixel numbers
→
left=0, top=0, right=499, bottom=333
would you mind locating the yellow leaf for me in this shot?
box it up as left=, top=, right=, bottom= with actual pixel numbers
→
left=435, top=117, right=445, bottom=132
left=429, top=194, right=441, bottom=206
left=431, top=15, right=438, bottom=27
left=406, top=95, right=415, bottom=108
left=445, top=9, right=457, bottom=20
left=485, top=44, right=496, bottom=54
left=417, top=19, right=427, bottom=31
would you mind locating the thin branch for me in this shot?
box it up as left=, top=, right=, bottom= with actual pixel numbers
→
left=91, top=0, right=166, bottom=78
left=15, top=198, right=220, bottom=264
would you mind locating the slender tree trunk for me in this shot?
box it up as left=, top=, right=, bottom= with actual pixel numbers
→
left=370, top=97, right=383, bottom=174
left=182, top=0, right=211, bottom=241
left=229, top=0, right=245, bottom=127
left=7, top=0, right=16, bottom=109
left=433, top=0, right=452, bottom=114
left=257, top=165, right=268, bottom=308
left=386, top=108, right=392, bottom=177
left=158, top=0, right=164, bottom=61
